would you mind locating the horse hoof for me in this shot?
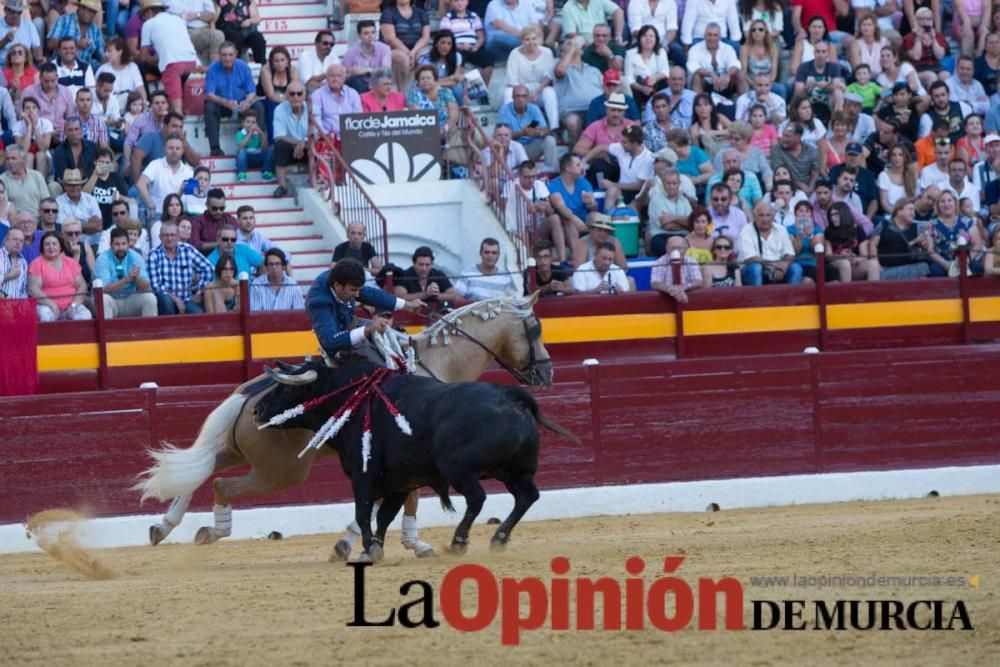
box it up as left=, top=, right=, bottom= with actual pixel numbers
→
left=448, top=541, right=468, bottom=555
left=355, top=552, right=373, bottom=564
left=403, top=540, right=438, bottom=558
left=194, top=527, right=220, bottom=545
left=149, top=524, right=168, bottom=546
left=369, top=544, right=384, bottom=563
left=332, top=538, right=352, bottom=561
left=490, top=539, right=507, bottom=553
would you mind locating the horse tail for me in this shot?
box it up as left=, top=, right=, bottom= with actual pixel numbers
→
left=433, top=483, right=456, bottom=513
left=501, top=386, right=581, bottom=444
left=134, top=393, right=247, bottom=503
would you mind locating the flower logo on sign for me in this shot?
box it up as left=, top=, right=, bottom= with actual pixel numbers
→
left=350, top=142, right=441, bottom=184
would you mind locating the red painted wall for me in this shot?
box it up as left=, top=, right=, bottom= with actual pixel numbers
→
left=2, top=345, right=999, bottom=525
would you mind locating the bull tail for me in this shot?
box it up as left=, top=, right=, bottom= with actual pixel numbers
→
left=501, top=386, right=581, bottom=444
left=133, top=393, right=247, bottom=502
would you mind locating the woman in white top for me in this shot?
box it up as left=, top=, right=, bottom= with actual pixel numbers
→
left=14, top=96, right=53, bottom=179
left=96, top=37, right=147, bottom=111
left=680, top=0, right=743, bottom=45
left=503, top=25, right=558, bottom=128
left=627, top=0, right=679, bottom=43
left=786, top=96, right=829, bottom=149
left=878, top=145, right=918, bottom=213
left=624, top=26, right=670, bottom=108
left=848, top=12, right=888, bottom=77
left=876, top=45, right=927, bottom=97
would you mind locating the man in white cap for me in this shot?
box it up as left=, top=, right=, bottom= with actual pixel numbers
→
left=573, top=91, right=637, bottom=186
left=843, top=91, right=876, bottom=143
left=0, top=0, right=41, bottom=64
left=972, top=133, right=1000, bottom=196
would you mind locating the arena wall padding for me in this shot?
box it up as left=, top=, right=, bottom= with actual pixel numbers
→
left=1, top=345, right=999, bottom=524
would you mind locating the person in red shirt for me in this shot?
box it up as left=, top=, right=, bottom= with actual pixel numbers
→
left=791, top=0, right=852, bottom=48
left=901, top=6, right=952, bottom=92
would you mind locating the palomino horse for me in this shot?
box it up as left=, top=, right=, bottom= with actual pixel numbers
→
left=135, top=295, right=553, bottom=555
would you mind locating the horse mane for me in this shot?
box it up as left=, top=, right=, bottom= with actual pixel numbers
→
left=415, top=296, right=535, bottom=344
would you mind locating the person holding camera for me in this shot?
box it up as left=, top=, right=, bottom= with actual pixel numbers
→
left=901, top=7, right=951, bottom=92
left=85, top=148, right=128, bottom=232
left=95, top=226, right=157, bottom=318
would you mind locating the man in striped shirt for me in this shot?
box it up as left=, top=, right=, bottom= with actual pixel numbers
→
left=147, top=221, right=215, bottom=314
left=249, top=249, right=304, bottom=312
left=0, top=228, right=28, bottom=298
left=454, top=237, right=518, bottom=301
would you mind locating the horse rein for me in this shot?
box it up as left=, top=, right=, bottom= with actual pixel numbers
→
left=414, top=307, right=552, bottom=386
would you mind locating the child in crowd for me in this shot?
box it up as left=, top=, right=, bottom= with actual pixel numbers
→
left=122, top=91, right=145, bottom=137
left=846, top=64, right=882, bottom=113
left=235, top=110, right=275, bottom=182
left=748, top=104, right=779, bottom=156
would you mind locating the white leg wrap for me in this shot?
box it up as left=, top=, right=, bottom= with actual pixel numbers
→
left=401, top=514, right=418, bottom=544
left=164, top=494, right=192, bottom=528
left=214, top=504, right=232, bottom=534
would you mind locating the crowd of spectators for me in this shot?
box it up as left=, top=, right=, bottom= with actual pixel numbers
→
left=5, top=0, right=1000, bottom=324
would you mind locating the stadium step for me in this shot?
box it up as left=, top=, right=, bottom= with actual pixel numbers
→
left=258, top=16, right=329, bottom=32
left=258, top=3, right=330, bottom=19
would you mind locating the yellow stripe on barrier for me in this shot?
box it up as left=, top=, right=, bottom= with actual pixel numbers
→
left=107, top=336, right=245, bottom=367
left=37, top=343, right=99, bottom=372
left=684, top=305, right=820, bottom=335
left=970, top=296, right=1000, bottom=322
left=540, top=313, right=676, bottom=342
left=827, top=299, right=963, bottom=330
left=252, top=331, right=321, bottom=359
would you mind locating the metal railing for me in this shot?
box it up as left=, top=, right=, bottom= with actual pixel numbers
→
left=308, top=120, right=390, bottom=265
left=457, top=108, right=536, bottom=272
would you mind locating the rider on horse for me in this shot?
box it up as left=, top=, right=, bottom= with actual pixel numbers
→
left=306, top=258, right=435, bottom=557
left=307, top=258, right=425, bottom=360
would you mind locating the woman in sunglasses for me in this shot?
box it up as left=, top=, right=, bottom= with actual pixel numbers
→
left=701, top=234, right=741, bottom=287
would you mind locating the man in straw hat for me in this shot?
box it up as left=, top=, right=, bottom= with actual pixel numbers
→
left=55, top=168, right=102, bottom=247
left=0, top=0, right=42, bottom=64
left=570, top=212, right=628, bottom=269
left=46, top=0, right=104, bottom=68
left=573, top=90, right=637, bottom=187
left=139, top=0, right=199, bottom=115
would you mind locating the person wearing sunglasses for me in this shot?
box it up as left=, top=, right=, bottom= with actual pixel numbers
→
left=205, top=223, right=264, bottom=279
left=189, top=188, right=237, bottom=254
left=299, top=30, right=339, bottom=92
left=701, top=234, right=741, bottom=287
left=272, top=82, right=309, bottom=198
left=0, top=0, right=42, bottom=66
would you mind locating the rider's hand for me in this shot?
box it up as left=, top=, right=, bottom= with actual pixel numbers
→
left=403, top=299, right=427, bottom=311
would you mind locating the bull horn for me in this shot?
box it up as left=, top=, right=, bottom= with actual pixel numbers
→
left=265, top=366, right=318, bottom=385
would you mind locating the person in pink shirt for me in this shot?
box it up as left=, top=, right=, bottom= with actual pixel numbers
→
left=28, top=231, right=91, bottom=322
left=749, top=104, right=779, bottom=156
left=360, top=68, right=406, bottom=112
left=573, top=91, right=637, bottom=185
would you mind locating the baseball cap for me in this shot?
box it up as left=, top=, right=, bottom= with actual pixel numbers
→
left=844, top=92, right=864, bottom=105
left=986, top=134, right=1000, bottom=145
left=654, top=147, right=679, bottom=163
left=602, top=70, right=621, bottom=86
left=891, top=81, right=910, bottom=94
left=845, top=142, right=863, bottom=155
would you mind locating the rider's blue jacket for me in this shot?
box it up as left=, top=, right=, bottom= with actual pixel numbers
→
left=306, top=271, right=400, bottom=357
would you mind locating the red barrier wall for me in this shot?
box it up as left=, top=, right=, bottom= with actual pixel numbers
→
left=2, top=345, right=999, bottom=525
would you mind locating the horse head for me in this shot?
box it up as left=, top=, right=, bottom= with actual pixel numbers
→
left=418, top=293, right=553, bottom=387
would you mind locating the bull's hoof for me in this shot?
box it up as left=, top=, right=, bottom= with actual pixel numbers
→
left=332, top=538, right=353, bottom=562
left=149, top=524, right=169, bottom=546
left=489, top=539, right=507, bottom=553
left=194, top=527, right=227, bottom=545
left=448, top=541, right=468, bottom=555
left=403, top=540, right=438, bottom=558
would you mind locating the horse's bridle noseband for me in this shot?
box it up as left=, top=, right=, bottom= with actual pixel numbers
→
left=416, top=308, right=552, bottom=386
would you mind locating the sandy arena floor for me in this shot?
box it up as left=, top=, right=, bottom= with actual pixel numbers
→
left=1, top=494, right=997, bottom=666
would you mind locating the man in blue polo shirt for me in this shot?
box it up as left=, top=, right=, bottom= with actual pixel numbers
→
left=203, top=40, right=264, bottom=157
left=497, top=84, right=557, bottom=170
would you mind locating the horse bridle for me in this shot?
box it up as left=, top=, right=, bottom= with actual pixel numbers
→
left=415, top=309, right=552, bottom=386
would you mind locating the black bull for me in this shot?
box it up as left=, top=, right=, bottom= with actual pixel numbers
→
left=254, top=360, right=578, bottom=561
